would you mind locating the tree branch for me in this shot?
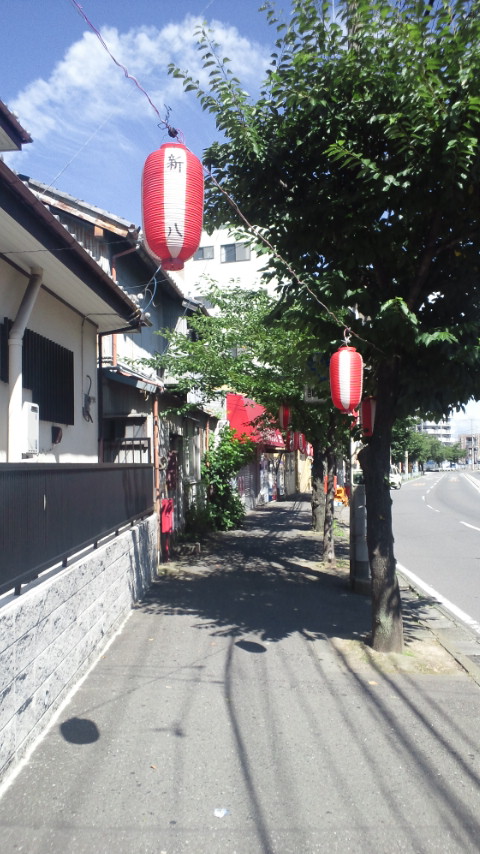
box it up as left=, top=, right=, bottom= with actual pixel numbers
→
left=407, top=208, right=443, bottom=311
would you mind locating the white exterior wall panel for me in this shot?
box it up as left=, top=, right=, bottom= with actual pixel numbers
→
left=0, top=264, right=99, bottom=462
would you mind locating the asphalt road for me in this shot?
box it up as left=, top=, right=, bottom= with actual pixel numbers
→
left=393, top=471, right=480, bottom=626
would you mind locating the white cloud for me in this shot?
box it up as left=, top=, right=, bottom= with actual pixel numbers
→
left=4, top=15, right=270, bottom=221
left=7, top=16, right=269, bottom=149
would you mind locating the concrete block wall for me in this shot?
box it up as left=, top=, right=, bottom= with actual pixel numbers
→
left=0, top=514, right=158, bottom=783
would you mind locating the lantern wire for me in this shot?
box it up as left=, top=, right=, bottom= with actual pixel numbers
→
left=68, top=0, right=380, bottom=352
left=143, top=269, right=161, bottom=311
left=69, top=0, right=180, bottom=140
left=204, top=169, right=381, bottom=352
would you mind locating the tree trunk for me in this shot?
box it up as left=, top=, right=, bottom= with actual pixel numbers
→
left=311, top=438, right=326, bottom=532
left=358, top=361, right=404, bottom=652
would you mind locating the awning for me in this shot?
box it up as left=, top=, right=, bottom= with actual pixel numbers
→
left=103, top=366, right=164, bottom=395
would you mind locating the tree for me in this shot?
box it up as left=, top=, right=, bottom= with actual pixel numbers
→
left=142, top=281, right=351, bottom=561
left=391, top=416, right=420, bottom=467
left=171, top=0, right=480, bottom=651
left=446, top=442, right=464, bottom=466
left=406, top=430, right=434, bottom=469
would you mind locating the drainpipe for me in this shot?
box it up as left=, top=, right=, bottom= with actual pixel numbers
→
left=8, top=267, right=43, bottom=462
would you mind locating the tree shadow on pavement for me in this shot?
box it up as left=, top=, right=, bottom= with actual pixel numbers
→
left=139, top=502, right=370, bottom=644
left=139, top=498, right=447, bottom=652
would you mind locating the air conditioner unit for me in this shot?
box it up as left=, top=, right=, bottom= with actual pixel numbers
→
left=23, top=402, right=39, bottom=454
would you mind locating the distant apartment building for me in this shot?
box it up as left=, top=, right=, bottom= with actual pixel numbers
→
left=417, top=418, right=454, bottom=445
left=458, top=433, right=480, bottom=465
left=171, top=227, right=279, bottom=299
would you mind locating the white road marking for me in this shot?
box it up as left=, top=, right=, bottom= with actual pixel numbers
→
left=426, top=504, right=440, bottom=513
left=463, top=472, right=480, bottom=494
left=397, top=563, right=480, bottom=636
left=460, top=521, right=480, bottom=533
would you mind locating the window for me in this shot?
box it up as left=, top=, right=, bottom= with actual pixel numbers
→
left=220, top=242, right=251, bottom=263
left=193, top=245, right=214, bottom=261
left=0, top=319, right=74, bottom=424
left=23, top=329, right=75, bottom=424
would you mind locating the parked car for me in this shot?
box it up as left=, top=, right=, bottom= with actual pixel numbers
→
left=389, top=465, right=402, bottom=489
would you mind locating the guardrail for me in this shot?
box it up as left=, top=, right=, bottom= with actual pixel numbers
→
left=0, top=463, right=154, bottom=596
left=103, top=438, right=151, bottom=464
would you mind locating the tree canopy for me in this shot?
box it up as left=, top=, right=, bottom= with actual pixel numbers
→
left=173, top=0, right=480, bottom=417
left=170, top=0, right=480, bottom=650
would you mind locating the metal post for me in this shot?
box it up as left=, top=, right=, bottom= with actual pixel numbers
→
left=349, top=483, right=370, bottom=594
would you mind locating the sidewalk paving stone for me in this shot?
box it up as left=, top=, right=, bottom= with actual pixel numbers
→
left=0, top=495, right=479, bottom=853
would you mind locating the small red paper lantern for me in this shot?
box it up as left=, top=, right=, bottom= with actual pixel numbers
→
left=142, top=142, right=204, bottom=271
left=292, top=431, right=306, bottom=453
left=278, top=405, right=290, bottom=430
left=329, top=346, right=363, bottom=414
left=361, top=396, right=376, bottom=438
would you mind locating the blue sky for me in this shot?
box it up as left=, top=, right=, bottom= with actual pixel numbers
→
left=2, top=0, right=279, bottom=224
left=3, top=1, right=480, bottom=431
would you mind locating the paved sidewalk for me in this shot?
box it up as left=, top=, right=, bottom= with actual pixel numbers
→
left=1, top=496, right=480, bottom=853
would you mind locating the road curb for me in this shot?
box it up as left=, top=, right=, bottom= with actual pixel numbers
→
left=397, top=568, right=480, bottom=687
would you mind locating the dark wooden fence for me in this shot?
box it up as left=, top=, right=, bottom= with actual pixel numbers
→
left=0, top=463, right=154, bottom=595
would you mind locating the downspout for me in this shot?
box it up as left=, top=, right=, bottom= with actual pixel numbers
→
left=8, top=267, right=43, bottom=461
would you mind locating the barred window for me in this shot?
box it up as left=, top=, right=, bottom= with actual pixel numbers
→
left=1, top=319, right=74, bottom=424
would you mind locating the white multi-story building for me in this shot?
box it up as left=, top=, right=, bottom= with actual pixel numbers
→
left=417, top=418, right=455, bottom=445
left=172, top=227, right=278, bottom=299
left=458, top=433, right=480, bottom=466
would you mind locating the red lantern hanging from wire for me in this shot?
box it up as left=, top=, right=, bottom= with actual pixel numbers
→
left=361, top=396, right=376, bottom=438
left=142, top=142, right=204, bottom=271
left=285, top=430, right=293, bottom=452
left=278, top=405, right=291, bottom=430
left=329, top=342, right=363, bottom=414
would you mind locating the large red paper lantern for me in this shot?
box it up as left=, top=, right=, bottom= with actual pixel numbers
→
left=329, top=346, right=363, bottom=414
left=142, top=142, right=204, bottom=271
left=278, top=405, right=290, bottom=430
left=361, top=396, right=376, bottom=438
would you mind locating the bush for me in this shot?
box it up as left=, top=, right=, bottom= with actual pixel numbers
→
left=185, top=425, right=256, bottom=534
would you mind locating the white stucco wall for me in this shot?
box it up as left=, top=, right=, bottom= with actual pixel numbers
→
left=0, top=513, right=158, bottom=784
left=172, top=227, right=277, bottom=298
left=0, top=263, right=99, bottom=462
